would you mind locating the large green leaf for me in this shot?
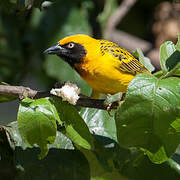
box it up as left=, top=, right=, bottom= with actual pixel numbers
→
left=115, top=73, right=180, bottom=164
left=17, top=98, right=58, bottom=159
left=1, top=121, right=90, bottom=180
left=121, top=153, right=180, bottom=180
left=5, top=121, right=74, bottom=150
left=51, top=97, right=94, bottom=150
left=174, top=68, right=180, bottom=76
left=80, top=147, right=130, bottom=180
left=79, top=107, right=132, bottom=180
left=1, top=121, right=180, bottom=180
left=80, top=108, right=117, bottom=141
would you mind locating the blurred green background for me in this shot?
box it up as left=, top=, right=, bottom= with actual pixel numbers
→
left=0, top=0, right=178, bottom=124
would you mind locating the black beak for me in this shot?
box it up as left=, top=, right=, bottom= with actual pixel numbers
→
left=44, top=44, right=65, bottom=55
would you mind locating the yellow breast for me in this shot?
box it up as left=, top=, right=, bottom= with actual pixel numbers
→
left=75, top=51, right=135, bottom=94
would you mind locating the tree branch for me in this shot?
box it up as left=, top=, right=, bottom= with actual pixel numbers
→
left=104, top=0, right=161, bottom=70
left=0, top=85, right=119, bottom=110
left=105, top=0, right=152, bottom=52
left=106, top=0, right=137, bottom=31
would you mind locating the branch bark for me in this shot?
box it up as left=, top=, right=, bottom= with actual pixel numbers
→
left=0, top=85, right=118, bottom=110
left=106, top=0, right=137, bottom=30
left=104, top=0, right=161, bottom=70
left=105, top=0, right=152, bottom=52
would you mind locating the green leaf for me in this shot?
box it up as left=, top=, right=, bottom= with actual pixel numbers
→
left=115, top=73, right=180, bottom=164
left=162, top=61, right=180, bottom=79
left=5, top=121, right=74, bottom=151
left=133, top=48, right=155, bottom=73
left=4, top=121, right=28, bottom=149
left=175, top=34, right=180, bottom=51
left=1, top=122, right=90, bottom=180
left=17, top=98, right=58, bottom=159
left=1, top=121, right=180, bottom=180
left=154, top=63, right=180, bottom=79
left=159, top=41, right=180, bottom=72
left=80, top=108, right=117, bottom=141
left=121, top=153, right=180, bottom=180
left=0, top=82, right=9, bottom=85
left=174, top=68, right=180, bottom=76
left=153, top=70, right=164, bottom=78
left=160, top=41, right=175, bottom=71
left=104, top=92, right=122, bottom=107
left=166, top=51, right=180, bottom=72
left=80, top=147, right=129, bottom=180
left=51, top=97, right=94, bottom=150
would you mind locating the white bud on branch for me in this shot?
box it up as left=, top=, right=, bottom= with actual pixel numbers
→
left=50, top=82, right=80, bottom=105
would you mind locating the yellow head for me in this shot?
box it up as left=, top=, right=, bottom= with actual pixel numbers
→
left=59, top=34, right=96, bottom=46
left=44, top=34, right=99, bottom=66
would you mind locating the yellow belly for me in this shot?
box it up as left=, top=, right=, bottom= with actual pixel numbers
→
left=75, top=59, right=135, bottom=95
left=82, top=72, right=134, bottom=94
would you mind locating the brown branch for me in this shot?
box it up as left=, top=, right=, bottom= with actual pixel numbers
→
left=104, top=0, right=161, bottom=69
left=0, top=85, right=37, bottom=99
left=105, top=0, right=152, bottom=52
left=106, top=0, right=137, bottom=31
left=107, top=30, right=152, bottom=52
left=0, top=85, right=119, bottom=110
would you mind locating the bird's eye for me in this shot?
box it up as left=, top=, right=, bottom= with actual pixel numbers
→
left=67, top=43, right=75, bottom=49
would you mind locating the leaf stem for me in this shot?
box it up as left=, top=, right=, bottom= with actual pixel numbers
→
left=162, top=62, right=180, bottom=79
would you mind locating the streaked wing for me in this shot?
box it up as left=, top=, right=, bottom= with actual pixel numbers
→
left=99, top=40, right=148, bottom=74
left=118, top=59, right=148, bottom=75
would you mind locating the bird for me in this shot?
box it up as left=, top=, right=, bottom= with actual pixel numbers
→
left=44, top=34, right=150, bottom=99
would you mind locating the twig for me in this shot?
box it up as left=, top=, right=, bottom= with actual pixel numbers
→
left=106, top=0, right=137, bottom=31
left=105, top=0, right=152, bottom=52
left=104, top=0, right=160, bottom=69
left=107, top=30, right=152, bottom=52
left=0, top=85, right=37, bottom=99
left=0, top=85, right=119, bottom=110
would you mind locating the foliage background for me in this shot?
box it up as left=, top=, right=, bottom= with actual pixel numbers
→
left=0, top=0, right=180, bottom=180
left=1, top=0, right=178, bottom=122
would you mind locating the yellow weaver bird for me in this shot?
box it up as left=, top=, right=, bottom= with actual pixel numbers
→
left=44, top=34, right=150, bottom=99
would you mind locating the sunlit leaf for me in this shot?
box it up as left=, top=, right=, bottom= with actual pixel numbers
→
left=175, top=34, right=180, bottom=51
left=133, top=48, right=155, bottom=72
left=17, top=98, right=57, bottom=159
left=115, top=73, right=180, bottom=164
left=103, top=92, right=122, bottom=107
left=159, top=41, right=180, bottom=72
left=51, top=97, right=94, bottom=150
left=80, top=108, right=117, bottom=141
